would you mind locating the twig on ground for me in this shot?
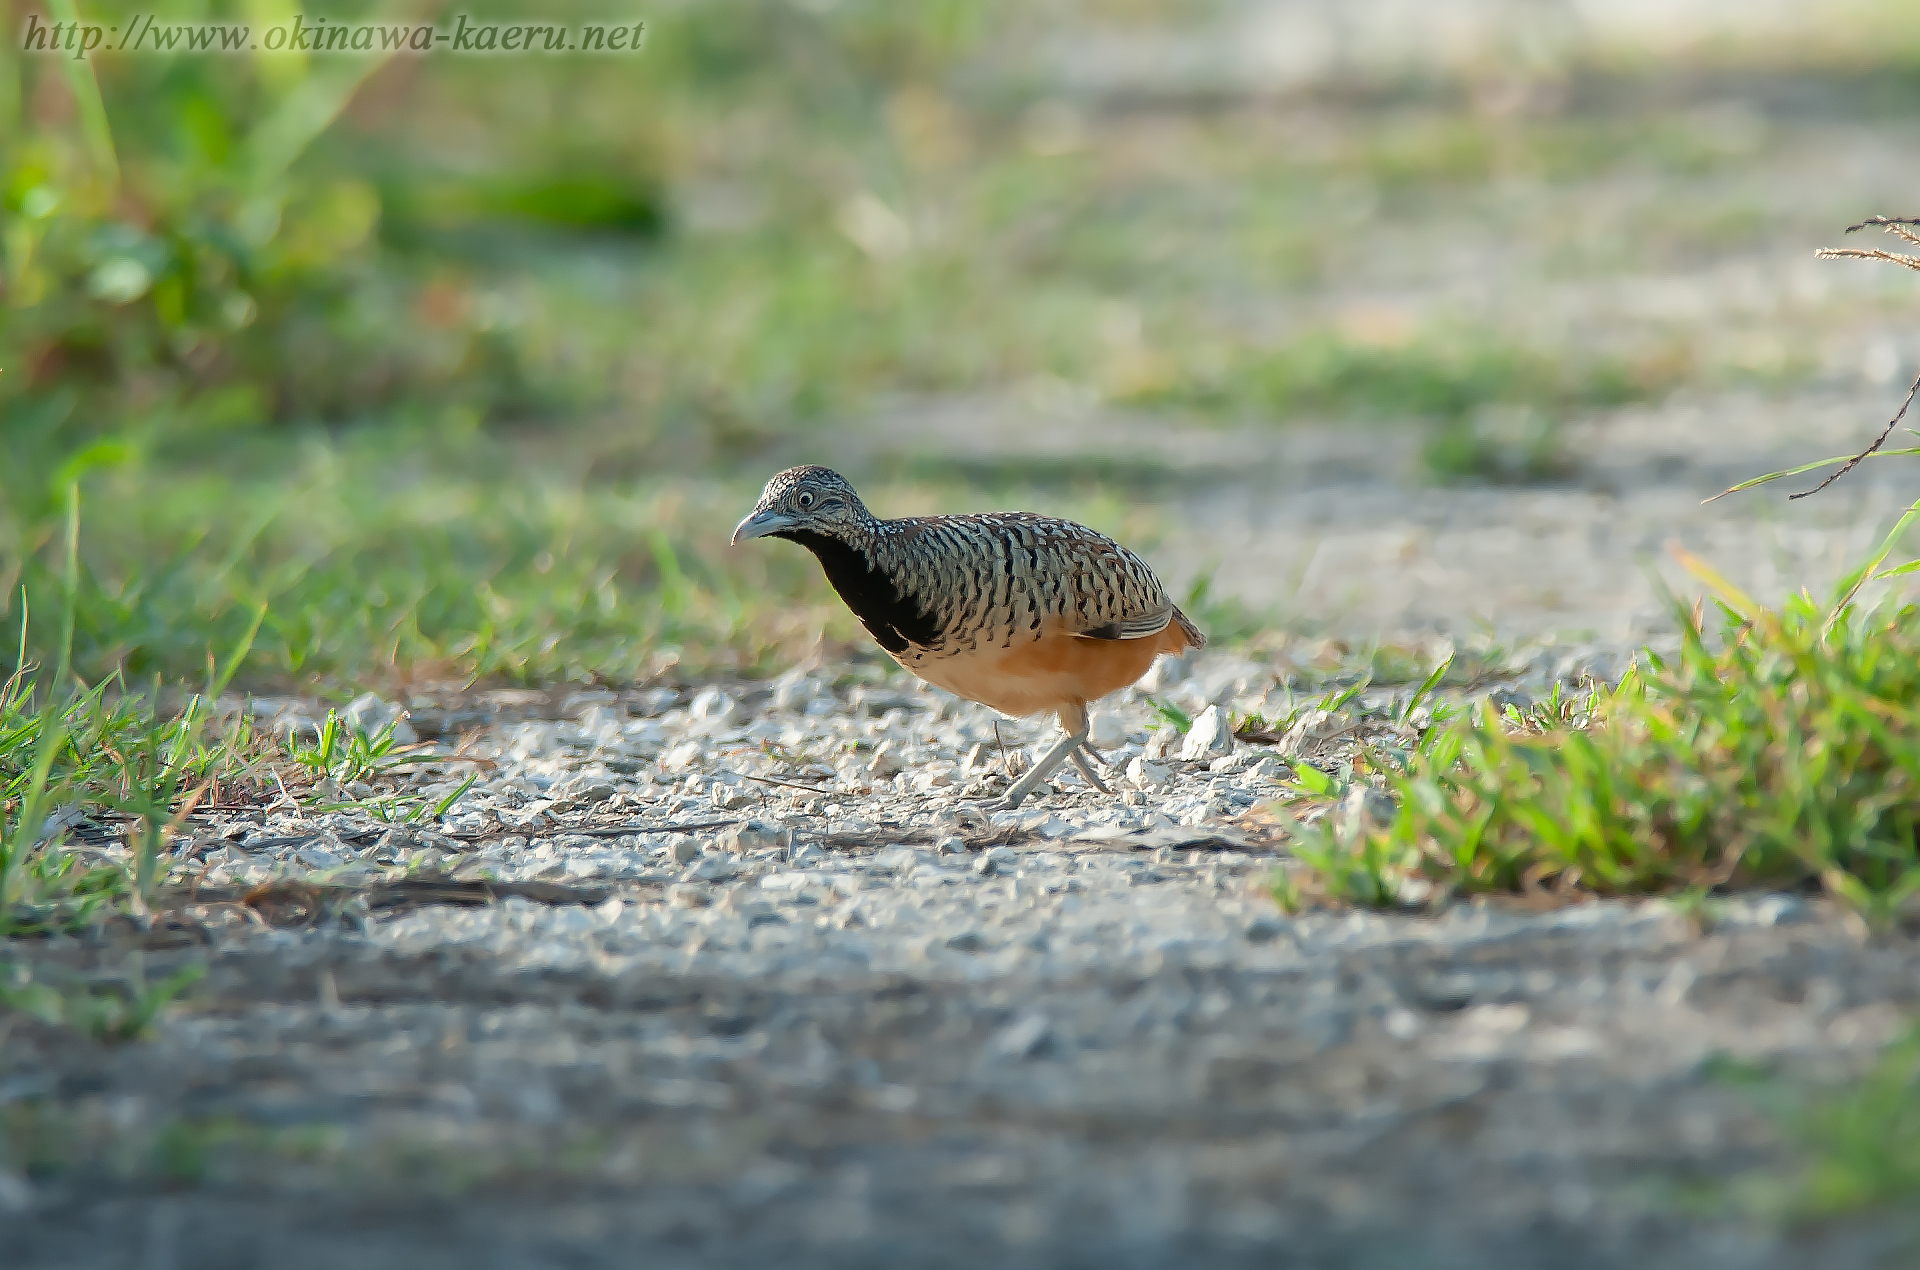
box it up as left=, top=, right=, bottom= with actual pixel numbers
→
left=737, top=772, right=831, bottom=794
left=441, top=817, right=744, bottom=842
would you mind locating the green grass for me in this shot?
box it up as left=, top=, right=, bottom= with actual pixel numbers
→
left=0, top=958, right=205, bottom=1044
left=1272, top=562, right=1920, bottom=913
left=0, top=431, right=1209, bottom=689
left=0, top=634, right=268, bottom=933
left=1264, top=200, right=1920, bottom=915
left=8, top=1, right=1915, bottom=456
left=1780, top=1029, right=1920, bottom=1221
left=1703, top=1026, right=1920, bottom=1242
left=1135, top=328, right=1685, bottom=479
left=0, top=1095, right=754, bottom=1195
left=0, top=1100, right=348, bottom=1190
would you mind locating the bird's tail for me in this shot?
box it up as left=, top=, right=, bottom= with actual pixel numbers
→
left=1167, top=606, right=1206, bottom=652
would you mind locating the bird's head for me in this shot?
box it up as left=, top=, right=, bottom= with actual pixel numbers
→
left=730, top=465, right=870, bottom=545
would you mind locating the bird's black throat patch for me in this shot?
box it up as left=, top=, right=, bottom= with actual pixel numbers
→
left=774, top=530, right=940, bottom=655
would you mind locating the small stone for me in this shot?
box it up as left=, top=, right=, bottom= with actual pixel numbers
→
left=1144, top=727, right=1180, bottom=761
left=974, top=846, right=1018, bottom=876
left=945, top=931, right=987, bottom=953
left=1125, top=756, right=1171, bottom=791
left=934, top=835, right=968, bottom=856
left=570, top=779, right=618, bottom=803
left=1208, top=750, right=1252, bottom=775
left=868, top=741, right=905, bottom=778
left=1244, top=915, right=1286, bottom=944
left=1181, top=705, right=1234, bottom=762
left=772, top=676, right=819, bottom=711
left=690, top=687, right=738, bottom=721
left=667, top=883, right=710, bottom=908
left=662, top=741, right=706, bottom=772
left=666, top=834, right=701, bottom=865
left=274, top=714, right=323, bottom=746
left=1278, top=709, right=1346, bottom=759
left=990, top=1014, right=1052, bottom=1060
left=37, top=804, right=86, bottom=844
left=1487, top=687, right=1532, bottom=715
left=1243, top=756, right=1281, bottom=782
left=1139, top=653, right=1192, bottom=692
left=1748, top=894, right=1810, bottom=926
left=1088, top=713, right=1127, bottom=750
left=717, top=819, right=785, bottom=853
left=870, top=846, right=923, bottom=874
left=0, top=1168, right=31, bottom=1215
left=345, top=692, right=418, bottom=745
left=945, top=804, right=990, bottom=831
left=687, top=854, right=739, bottom=882
left=1338, top=785, right=1396, bottom=836
left=561, top=690, right=619, bottom=719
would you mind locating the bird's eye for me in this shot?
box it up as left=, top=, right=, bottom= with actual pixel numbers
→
left=797, top=491, right=815, bottom=508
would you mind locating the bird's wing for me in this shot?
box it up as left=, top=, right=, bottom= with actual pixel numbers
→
left=1074, top=605, right=1174, bottom=641
left=1046, top=520, right=1177, bottom=641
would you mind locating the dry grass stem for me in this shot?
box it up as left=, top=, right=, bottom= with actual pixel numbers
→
left=1789, top=370, right=1920, bottom=500
left=1793, top=216, right=1920, bottom=499
left=1814, top=247, right=1920, bottom=271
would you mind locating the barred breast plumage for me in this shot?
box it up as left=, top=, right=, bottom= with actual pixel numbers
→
left=732, top=465, right=1205, bottom=808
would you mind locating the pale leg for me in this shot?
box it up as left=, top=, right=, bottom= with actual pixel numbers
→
left=1069, top=747, right=1112, bottom=794
left=1000, top=702, right=1099, bottom=809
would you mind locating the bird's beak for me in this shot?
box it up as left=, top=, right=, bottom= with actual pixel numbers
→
left=731, top=508, right=795, bottom=545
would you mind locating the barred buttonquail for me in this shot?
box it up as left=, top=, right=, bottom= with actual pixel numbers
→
left=732, top=466, right=1204, bottom=808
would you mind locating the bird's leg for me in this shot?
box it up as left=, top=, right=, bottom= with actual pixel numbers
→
left=997, top=703, right=1092, bottom=810
left=1069, top=746, right=1113, bottom=794
left=1073, top=711, right=1119, bottom=789
left=997, top=726, right=1085, bottom=809
left=1077, top=742, right=1118, bottom=772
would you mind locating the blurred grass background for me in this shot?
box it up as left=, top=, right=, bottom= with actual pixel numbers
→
left=4, top=0, right=1920, bottom=691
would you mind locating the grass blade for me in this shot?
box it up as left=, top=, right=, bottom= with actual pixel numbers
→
left=1704, top=447, right=1920, bottom=503
left=44, top=0, right=117, bottom=184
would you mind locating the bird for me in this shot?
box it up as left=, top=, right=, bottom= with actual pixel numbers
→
left=731, top=465, right=1204, bottom=808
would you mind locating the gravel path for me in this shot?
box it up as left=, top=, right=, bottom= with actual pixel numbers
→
left=7, top=672, right=1920, bottom=1268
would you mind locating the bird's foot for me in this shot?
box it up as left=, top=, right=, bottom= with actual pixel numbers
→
left=1070, top=747, right=1112, bottom=795
left=1077, top=743, right=1120, bottom=773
